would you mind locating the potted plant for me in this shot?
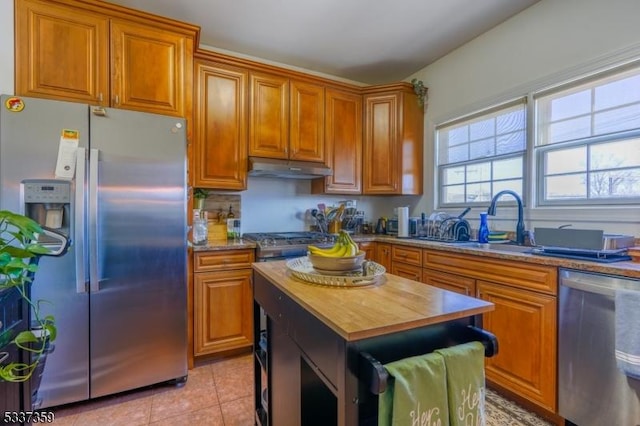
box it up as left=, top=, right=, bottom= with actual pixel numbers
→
left=193, top=188, right=209, bottom=210
left=0, top=210, right=55, bottom=382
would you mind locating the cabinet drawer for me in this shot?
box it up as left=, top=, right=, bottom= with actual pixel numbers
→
left=423, top=249, right=557, bottom=295
left=194, top=249, right=255, bottom=272
left=391, top=262, right=422, bottom=282
left=422, top=268, right=476, bottom=296
left=391, top=245, right=422, bottom=267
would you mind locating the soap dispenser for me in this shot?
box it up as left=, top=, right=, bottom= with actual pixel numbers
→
left=478, top=212, right=489, bottom=244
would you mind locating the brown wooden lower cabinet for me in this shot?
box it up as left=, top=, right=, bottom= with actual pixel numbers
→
left=421, top=248, right=558, bottom=415
left=375, top=242, right=392, bottom=270
left=193, top=250, right=254, bottom=357
left=476, top=280, right=557, bottom=413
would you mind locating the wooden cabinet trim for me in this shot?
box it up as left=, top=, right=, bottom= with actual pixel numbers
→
left=423, top=249, right=557, bottom=295
left=194, top=249, right=255, bottom=272
left=47, top=0, right=200, bottom=37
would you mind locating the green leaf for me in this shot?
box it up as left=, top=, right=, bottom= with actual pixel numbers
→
left=43, top=323, right=57, bottom=342
left=14, top=330, right=39, bottom=345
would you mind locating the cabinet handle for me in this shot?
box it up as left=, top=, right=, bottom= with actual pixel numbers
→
left=114, top=95, right=119, bottom=105
left=98, top=93, right=103, bottom=102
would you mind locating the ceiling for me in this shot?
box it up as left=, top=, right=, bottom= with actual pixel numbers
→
left=106, top=0, right=541, bottom=85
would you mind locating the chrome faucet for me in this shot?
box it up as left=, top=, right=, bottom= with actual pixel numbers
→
left=487, top=190, right=525, bottom=245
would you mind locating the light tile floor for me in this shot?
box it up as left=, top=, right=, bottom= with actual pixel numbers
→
left=48, top=353, right=550, bottom=425
left=50, top=354, right=254, bottom=425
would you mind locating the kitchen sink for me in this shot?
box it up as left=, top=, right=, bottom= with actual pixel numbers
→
left=452, top=241, right=534, bottom=253
left=486, top=243, right=533, bottom=253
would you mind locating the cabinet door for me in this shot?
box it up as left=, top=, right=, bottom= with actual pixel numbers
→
left=194, top=269, right=253, bottom=356
left=312, top=89, right=362, bottom=194
left=375, top=242, right=392, bottom=271
left=289, top=80, right=325, bottom=162
left=358, top=241, right=376, bottom=260
left=110, top=19, right=192, bottom=117
left=363, top=93, right=399, bottom=194
left=422, top=268, right=476, bottom=296
left=194, top=60, right=248, bottom=190
left=249, top=72, right=289, bottom=159
left=15, top=0, right=109, bottom=104
left=477, top=280, right=557, bottom=412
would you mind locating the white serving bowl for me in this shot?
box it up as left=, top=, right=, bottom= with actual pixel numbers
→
left=308, top=251, right=366, bottom=272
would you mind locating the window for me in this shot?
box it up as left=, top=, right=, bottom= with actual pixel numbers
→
left=535, top=64, right=640, bottom=204
left=436, top=99, right=526, bottom=206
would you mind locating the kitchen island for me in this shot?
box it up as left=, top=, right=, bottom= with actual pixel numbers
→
left=252, top=261, right=495, bottom=426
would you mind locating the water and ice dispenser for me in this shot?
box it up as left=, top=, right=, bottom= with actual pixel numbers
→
left=22, top=179, right=71, bottom=249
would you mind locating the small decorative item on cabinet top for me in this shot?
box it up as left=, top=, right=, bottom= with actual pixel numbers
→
left=411, top=78, right=428, bottom=108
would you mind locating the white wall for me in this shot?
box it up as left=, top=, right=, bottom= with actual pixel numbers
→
left=408, top=0, right=640, bottom=236
left=0, top=0, right=14, bottom=94
left=228, top=178, right=414, bottom=232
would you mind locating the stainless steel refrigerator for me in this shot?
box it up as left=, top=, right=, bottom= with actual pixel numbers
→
left=0, top=95, right=188, bottom=409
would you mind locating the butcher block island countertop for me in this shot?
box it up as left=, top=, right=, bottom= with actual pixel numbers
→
left=252, top=260, right=495, bottom=426
left=252, top=260, right=494, bottom=341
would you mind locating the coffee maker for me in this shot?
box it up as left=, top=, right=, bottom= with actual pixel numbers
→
left=22, top=179, right=71, bottom=248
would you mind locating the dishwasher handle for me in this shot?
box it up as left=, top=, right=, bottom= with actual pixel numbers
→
left=561, top=278, right=615, bottom=297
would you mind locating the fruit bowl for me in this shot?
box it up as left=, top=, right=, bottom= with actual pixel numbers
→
left=307, top=251, right=366, bottom=272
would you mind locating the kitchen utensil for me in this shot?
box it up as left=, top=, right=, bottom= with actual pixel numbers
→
left=458, top=207, right=471, bottom=219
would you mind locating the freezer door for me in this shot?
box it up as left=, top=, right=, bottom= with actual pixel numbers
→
left=88, top=107, right=187, bottom=398
left=0, top=95, right=90, bottom=408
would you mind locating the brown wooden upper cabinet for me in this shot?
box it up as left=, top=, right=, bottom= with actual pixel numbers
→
left=311, top=88, right=363, bottom=194
left=249, top=72, right=325, bottom=163
left=15, top=0, right=196, bottom=118
left=362, top=83, right=424, bottom=195
left=193, top=58, right=248, bottom=190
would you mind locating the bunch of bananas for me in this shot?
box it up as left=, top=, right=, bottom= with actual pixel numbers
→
left=308, top=231, right=360, bottom=257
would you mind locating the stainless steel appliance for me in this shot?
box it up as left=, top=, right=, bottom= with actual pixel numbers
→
left=558, top=269, right=640, bottom=425
left=385, top=218, right=418, bottom=236
left=0, top=95, right=188, bottom=408
left=243, top=232, right=334, bottom=261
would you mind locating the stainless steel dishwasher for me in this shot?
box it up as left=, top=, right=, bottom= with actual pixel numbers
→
left=558, top=269, right=640, bottom=426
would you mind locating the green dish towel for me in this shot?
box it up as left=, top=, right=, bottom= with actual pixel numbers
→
left=435, top=341, right=486, bottom=426
left=378, top=352, right=449, bottom=426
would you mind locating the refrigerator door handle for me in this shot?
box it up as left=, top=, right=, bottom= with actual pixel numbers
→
left=75, top=147, right=87, bottom=294
left=89, top=148, right=100, bottom=292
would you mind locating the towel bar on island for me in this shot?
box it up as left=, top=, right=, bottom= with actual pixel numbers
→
left=359, top=324, right=498, bottom=395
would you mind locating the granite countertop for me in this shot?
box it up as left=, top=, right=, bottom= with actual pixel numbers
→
left=190, top=234, right=640, bottom=279
left=253, top=260, right=494, bottom=341
left=191, top=239, right=256, bottom=251
left=361, top=235, right=640, bottom=280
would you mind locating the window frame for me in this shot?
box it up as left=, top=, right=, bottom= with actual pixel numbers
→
left=533, top=61, right=640, bottom=206
left=434, top=58, right=640, bottom=210
left=435, top=98, right=527, bottom=209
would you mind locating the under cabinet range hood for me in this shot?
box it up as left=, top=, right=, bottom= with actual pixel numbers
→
left=248, top=157, right=332, bottom=179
